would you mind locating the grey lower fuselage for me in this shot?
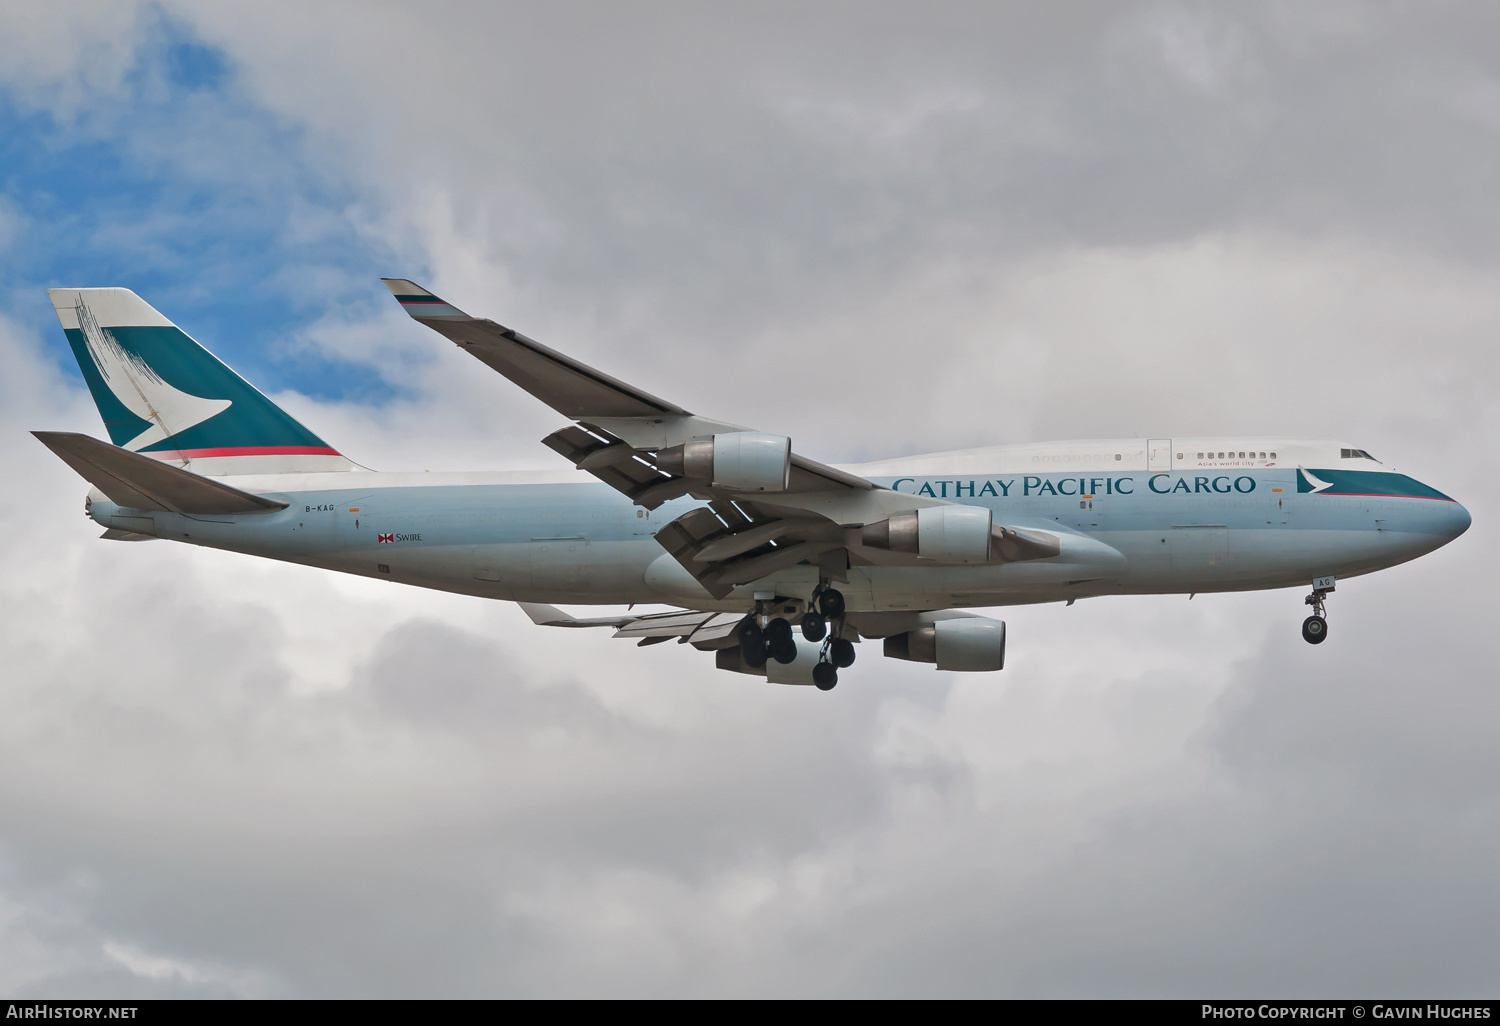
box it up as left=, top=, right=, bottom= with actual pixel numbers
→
left=83, top=460, right=1470, bottom=613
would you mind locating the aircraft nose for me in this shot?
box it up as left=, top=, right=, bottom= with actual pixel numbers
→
left=1448, top=500, right=1472, bottom=540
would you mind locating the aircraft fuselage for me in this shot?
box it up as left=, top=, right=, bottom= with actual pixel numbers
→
left=83, top=441, right=1470, bottom=614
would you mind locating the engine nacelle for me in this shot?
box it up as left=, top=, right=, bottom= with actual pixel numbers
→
left=861, top=505, right=993, bottom=562
left=883, top=617, right=1006, bottom=671
left=656, top=431, right=790, bottom=492
left=861, top=508, right=1061, bottom=563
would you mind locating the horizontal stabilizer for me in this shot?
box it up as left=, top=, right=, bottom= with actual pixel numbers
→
left=33, top=431, right=288, bottom=515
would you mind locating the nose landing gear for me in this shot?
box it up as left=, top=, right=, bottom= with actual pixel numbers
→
left=1302, top=576, right=1334, bottom=644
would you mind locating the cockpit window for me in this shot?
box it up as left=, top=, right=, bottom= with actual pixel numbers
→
left=1341, top=448, right=1381, bottom=462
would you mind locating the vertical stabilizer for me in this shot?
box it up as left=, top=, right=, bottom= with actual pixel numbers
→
left=49, top=287, right=355, bottom=475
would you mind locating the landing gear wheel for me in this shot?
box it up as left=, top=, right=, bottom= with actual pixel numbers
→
left=771, top=639, right=798, bottom=664
left=818, top=589, right=846, bottom=619
left=739, top=619, right=767, bottom=667
left=765, top=617, right=794, bottom=646
left=830, top=638, right=856, bottom=668
left=800, top=613, right=827, bottom=642
left=813, top=663, right=838, bottom=690
left=1302, top=615, right=1328, bottom=645
left=742, top=641, right=768, bottom=668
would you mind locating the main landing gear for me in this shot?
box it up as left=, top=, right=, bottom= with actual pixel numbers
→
left=812, top=635, right=854, bottom=690
left=811, top=587, right=851, bottom=690
left=1302, top=578, right=1334, bottom=645
left=741, top=588, right=852, bottom=690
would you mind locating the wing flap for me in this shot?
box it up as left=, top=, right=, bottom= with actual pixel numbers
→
left=519, top=603, right=748, bottom=650
left=653, top=502, right=847, bottom=598
left=33, top=431, right=287, bottom=515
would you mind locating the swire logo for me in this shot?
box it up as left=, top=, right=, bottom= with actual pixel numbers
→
left=378, top=533, right=394, bottom=544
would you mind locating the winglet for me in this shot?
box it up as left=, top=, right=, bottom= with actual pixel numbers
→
left=381, top=279, right=471, bottom=320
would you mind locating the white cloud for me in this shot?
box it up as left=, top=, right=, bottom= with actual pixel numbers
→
left=3, top=0, right=1500, bottom=997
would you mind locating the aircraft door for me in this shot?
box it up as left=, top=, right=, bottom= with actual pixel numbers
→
left=1148, top=439, right=1174, bottom=473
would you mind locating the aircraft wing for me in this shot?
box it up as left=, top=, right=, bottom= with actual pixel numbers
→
left=385, top=278, right=1057, bottom=598
left=518, top=602, right=747, bottom=648
left=382, top=278, right=871, bottom=501
left=519, top=602, right=988, bottom=651
left=381, top=281, right=687, bottom=420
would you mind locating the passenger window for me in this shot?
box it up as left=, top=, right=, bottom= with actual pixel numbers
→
left=1114, top=453, right=1121, bottom=461
left=1197, top=452, right=1204, bottom=458
left=1270, top=452, right=1277, bottom=458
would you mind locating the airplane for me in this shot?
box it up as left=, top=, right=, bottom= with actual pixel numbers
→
left=33, top=282, right=1471, bottom=691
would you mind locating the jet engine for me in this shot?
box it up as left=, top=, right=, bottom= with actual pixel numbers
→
left=656, top=431, right=791, bottom=492
left=883, top=616, right=1006, bottom=671
left=861, top=507, right=1060, bottom=563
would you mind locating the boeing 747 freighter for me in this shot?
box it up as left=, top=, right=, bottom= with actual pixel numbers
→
left=33, top=282, right=1470, bottom=690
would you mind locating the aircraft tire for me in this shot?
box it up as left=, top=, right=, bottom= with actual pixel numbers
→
left=1302, top=615, right=1328, bottom=645
left=818, top=589, right=846, bottom=618
left=830, top=638, right=856, bottom=668
left=801, top=614, right=827, bottom=642
left=766, top=617, right=794, bottom=646
left=740, top=620, right=768, bottom=667
left=771, top=639, right=798, bottom=664
left=813, top=663, right=838, bottom=690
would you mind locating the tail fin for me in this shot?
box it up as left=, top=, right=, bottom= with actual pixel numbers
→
left=48, top=287, right=354, bottom=475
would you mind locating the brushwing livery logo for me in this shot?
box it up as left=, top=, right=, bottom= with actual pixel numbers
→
left=74, top=298, right=231, bottom=452
left=1299, top=469, right=1335, bottom=493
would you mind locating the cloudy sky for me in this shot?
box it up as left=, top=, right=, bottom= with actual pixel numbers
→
left=0, top=1, right=1496, bottom=997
